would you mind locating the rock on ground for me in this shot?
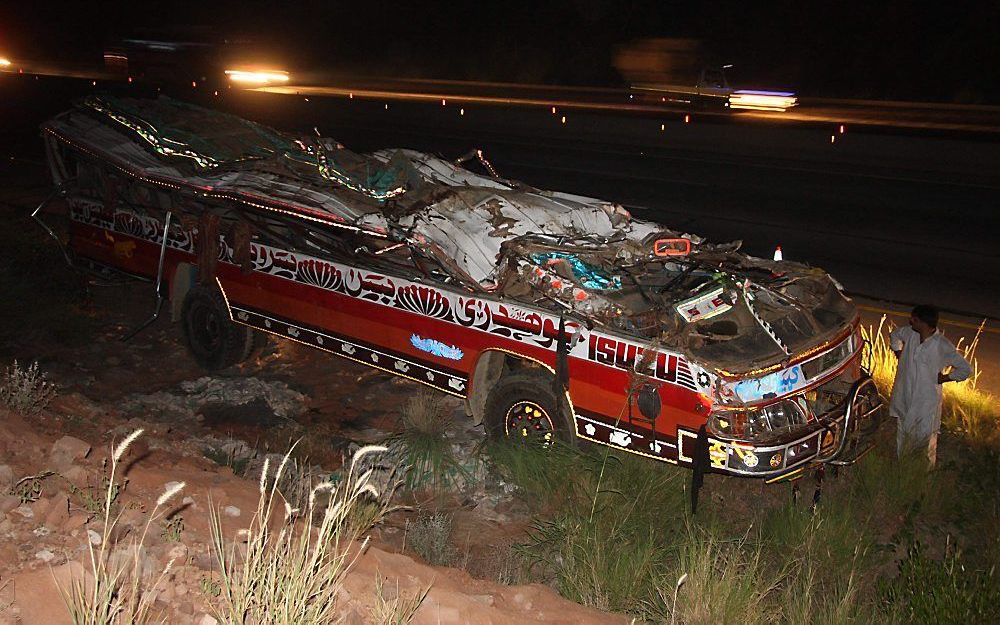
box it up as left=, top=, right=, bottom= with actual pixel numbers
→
left=49, top=436, right=91, bottom=469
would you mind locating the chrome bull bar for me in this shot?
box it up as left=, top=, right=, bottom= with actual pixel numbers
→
left=818, top=376, right=887, bottom=466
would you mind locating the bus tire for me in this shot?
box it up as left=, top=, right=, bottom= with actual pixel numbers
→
left=484, top=370, right=575, bottom=446
left=180, top=284, right=252, bottom=371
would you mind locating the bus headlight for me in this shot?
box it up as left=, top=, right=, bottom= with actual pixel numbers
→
left=708, top=399, right=808, bottom=440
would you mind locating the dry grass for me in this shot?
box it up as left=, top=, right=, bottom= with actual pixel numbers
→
left=59, top=429, right=184, bottom=625
left=1, top=359, right=56, bottom=415
left=463, top=538, right=527, bottom=586
left=400, top=391, right=452, bottom=435
left=211, top=444, right=393, bottom=624
left=369, top=575, right=429, bottom=625
left=405, top=512, right=458, bottom=567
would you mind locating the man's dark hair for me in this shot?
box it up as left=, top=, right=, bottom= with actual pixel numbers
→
left=912, top=304, right=939, bottom=329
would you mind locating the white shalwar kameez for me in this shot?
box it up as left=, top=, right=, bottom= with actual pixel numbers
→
left=889, top=326, right=972, bottom=462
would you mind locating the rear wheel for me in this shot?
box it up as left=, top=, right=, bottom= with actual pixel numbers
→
left=484, top=370, right=575, bottom=446
left=180, top=284, right=253, bottom=370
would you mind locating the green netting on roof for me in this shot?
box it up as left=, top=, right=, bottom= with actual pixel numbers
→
left=86, top=95, right=295, bottom=164
left=83, top=95, right=406, bottom=200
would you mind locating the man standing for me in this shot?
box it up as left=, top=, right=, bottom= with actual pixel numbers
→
left=889, top=305, right=972, bottom=467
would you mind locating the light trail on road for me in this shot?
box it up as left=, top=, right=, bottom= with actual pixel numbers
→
left=5, top=59, right=999, bottom=133
left=252, top=80, right=1000, bottom=134
left=255, top=85, right=676, bottom=115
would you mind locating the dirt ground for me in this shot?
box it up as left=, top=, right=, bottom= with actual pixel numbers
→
left=0, top=160, right=627, bottom=624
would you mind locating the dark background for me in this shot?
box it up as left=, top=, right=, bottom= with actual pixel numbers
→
left=2, top=1, right=998, bottom=102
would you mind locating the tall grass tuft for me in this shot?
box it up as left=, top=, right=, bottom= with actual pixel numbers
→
left=768, top=503, right=880, bottom=625
left=846, top=443, right=932, bottom=521
left=525, top=511, right=666, bottom=614
left=391, top=391, right=466, bottom=490
left=508, top=448, right=688, bottom=614
left=481, top=439, right=589, bottom=510
left=780, top=547, right=892, bottom=625
left=646, top=525, right=780, bottom=625
left=211, top=444, right=392, bottom=624
left=59, top=429, right=184, bottom=625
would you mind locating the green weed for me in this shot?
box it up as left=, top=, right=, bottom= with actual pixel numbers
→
left=199, top=576, right=222, bottom=598
left=479, top=439, right=585, bottom=507
left=160, top=515, right=184, bottom=543
left=11, top=471, right=53, bottom=503
left=879, top=540, right=999, bottom=624
left=525, top=511, right=666, bottom=614
left=67, top=465, right=127, bottom=520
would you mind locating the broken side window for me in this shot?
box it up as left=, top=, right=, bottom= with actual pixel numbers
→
left=529, top=252, right=622, bottom=291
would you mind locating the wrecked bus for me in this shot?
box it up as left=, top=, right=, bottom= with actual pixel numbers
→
left=39, top=96, right=884, bottom=482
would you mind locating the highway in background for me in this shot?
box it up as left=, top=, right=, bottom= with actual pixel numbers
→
left=5, top=61, right=1000, bottom=133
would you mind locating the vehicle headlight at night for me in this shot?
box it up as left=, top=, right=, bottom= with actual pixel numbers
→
left=0, top=57, right=12, bottom=68
left=754, top=399, right=807, bottom=430
left=709, top=399, right=808, bottom=440
left=224, top=69, right=290, bottom=85
left=728, top=90, right=798, bottom=112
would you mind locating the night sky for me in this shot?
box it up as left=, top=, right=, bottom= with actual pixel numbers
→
left=2, top=1, right=998, bottom=102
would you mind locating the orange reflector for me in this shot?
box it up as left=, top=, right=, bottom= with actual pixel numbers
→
left=654, top=238, right=692, bottom=257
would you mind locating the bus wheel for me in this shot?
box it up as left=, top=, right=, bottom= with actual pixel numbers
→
left=180, top=284, right=252, bottom=371
left=484, top=370, right=575, bottom=446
